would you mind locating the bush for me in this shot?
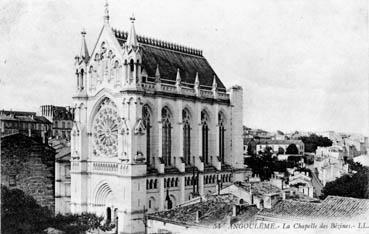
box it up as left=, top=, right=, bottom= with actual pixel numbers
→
left=1, top=186, right=113, bottom=234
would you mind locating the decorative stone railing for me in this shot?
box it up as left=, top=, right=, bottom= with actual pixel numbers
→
left=92, top=161, right=118, bottom=173
left=140, top=79, right=230, bottom=101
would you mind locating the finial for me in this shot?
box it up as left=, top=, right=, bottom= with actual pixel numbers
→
left=104, top=0, right=110, bottom=24
left=176, top=68, right=181, bottom=83
left=130, top=13, right=136, bottom=23
left=212, top=75, right=218, bottom=92
left=127, top=14, right=138, bottom=47
left=155, top=64, right=160, bottom=78
left=81, top=28, right=86, bottom=37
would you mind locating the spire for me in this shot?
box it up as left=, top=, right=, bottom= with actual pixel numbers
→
left=79, top=29, right=89, bottom=64
left=194, top=72, right=199, bottom=86
left=176, top=68, right=181, bottom=92
left=212, top=75, right=218, bottom=98
left=176, top=68, right=181, bottom=83
left=194, top=72, right=200, bottom=96
left=155, top=64, right=161, bottom=79
left=103, top=0, right=110, bottom=24
left=212, top=75, right=217, bottom=90
left=127, top=14, right=138, bottom=47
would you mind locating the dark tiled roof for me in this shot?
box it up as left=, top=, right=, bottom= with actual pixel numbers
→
left=114, top=30, right=226, bottom=90
left=258, top=196, right=369, bottom=220
left=52, top=106, right=74, bottom=121
left=315, top=196, right=369, bottom=218
left=258, top=200, right=320, bottom=220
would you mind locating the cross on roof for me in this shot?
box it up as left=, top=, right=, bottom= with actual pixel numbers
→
left=130, top=14, right=136, bottom=23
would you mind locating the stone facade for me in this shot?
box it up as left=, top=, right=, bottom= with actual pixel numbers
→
left=70, top=5, right=247, bottom=234
left=40, top=105, right=75, bottom=140
left=55, top=143, right=71, bottom=214
left=1, top=133, right=55, bottom=212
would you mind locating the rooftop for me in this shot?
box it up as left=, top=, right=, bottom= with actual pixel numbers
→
left=113, top=29, right=226, bottom=91
left=256, top=139, right=304, bottom=145
left=258, top=195, right=369, bottom=221
left=148, top=194, right=258, bottom=227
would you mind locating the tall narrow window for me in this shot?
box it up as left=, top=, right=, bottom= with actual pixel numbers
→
left=162, top=108, right=172, bottom=166
left=143, top=105, right=151, bottom=165
left=182, top=109, right=191, bottom=165
left=201, top=111, right=209, bottom=165
left=219, top=112, right=225, bottom=163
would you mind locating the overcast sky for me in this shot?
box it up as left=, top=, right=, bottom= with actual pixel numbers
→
left=0, top=0, right=368, bottom=135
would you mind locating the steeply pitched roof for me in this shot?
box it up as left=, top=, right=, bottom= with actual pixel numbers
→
left=113, top=30, right=226, bottom=90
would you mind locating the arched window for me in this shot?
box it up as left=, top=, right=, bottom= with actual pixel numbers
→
left=182, top=109, right=191, bottom=165
left=80, top=69, right=84, bottom=90
left=201, top=111, right=209, bottom=165
left=129, top=59, right=134, bottom=72
left=162, top=107, right=172, bottom=166
left=218, top=112, right=225, bottom=164
left=143, top=105, right=152, bottom=165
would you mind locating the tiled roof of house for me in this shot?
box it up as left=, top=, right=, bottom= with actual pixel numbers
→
left=113, top=29, right=226, bottom=91
left=258, top=200, right=320, bottom=220
left=0, top=111, right=51, bottom=124
left=256, top=139, right=304, bottom=145
left=148, top=194, right=258, bottom=227
left=314, top=196, right=369, bottom=218
left=52, top=106, right=74, bottom=121
left=258, top=196, right=369, bottom=221
left=55, top=146, right=71, bottom=161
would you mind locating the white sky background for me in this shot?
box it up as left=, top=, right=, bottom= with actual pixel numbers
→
left=0, top=0, right=368, bottom=135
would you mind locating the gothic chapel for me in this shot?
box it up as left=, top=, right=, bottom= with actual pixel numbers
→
left=71, top=3, right=247, bottom=233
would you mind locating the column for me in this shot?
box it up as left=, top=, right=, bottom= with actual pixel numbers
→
left=159, top=177, right=165, bottom=210
left=179, top=176, right=185, bottom=204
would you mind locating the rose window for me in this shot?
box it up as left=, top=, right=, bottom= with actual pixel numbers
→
left=92, top=100, right=119, bottom=157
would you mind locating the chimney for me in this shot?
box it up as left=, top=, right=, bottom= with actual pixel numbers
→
left=232, top=204, right=238, bottom=216
left=195, top=210, right=201, bottom=223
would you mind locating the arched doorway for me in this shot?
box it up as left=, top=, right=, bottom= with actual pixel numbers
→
left=106, top=207, right=112, bottom=224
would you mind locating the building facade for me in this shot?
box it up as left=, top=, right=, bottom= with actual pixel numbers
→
left=55, top=142, right=72, bottom=215
left=0, top=110, right=51, bottom=143
left=40, top=105, right=75, bottom=140
left=70, top=5, right=247, bottom=234
left=1, top=133, right=55, bottom=212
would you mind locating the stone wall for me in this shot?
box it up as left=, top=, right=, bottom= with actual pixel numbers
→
left=1, top=133, right=55, bottom=212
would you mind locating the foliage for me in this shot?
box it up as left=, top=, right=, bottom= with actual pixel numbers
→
left=1, top=186, right=52, bottom=234
left=320, top=162, right=369, bottom=199
left=286, top=144, right=299, bottom=154
left=245, top=148, right=298, bottom=181
left=299, top=134, right=333, bottom=153
left=277, top=147, right=285, bottom=155
left=1, top=186, right=113, bottom=234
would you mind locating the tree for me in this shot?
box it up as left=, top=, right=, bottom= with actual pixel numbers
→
left=299, top=134, right=333, bottom=153
left=277, top=147, right=285, bottom=155
left=320, top=163, right=369, bottom=199
left=1, top=186, right=52, bottom=234
left=1, top=186, right=114, bottom=234
left=286, top=144, right=299, bottom=154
